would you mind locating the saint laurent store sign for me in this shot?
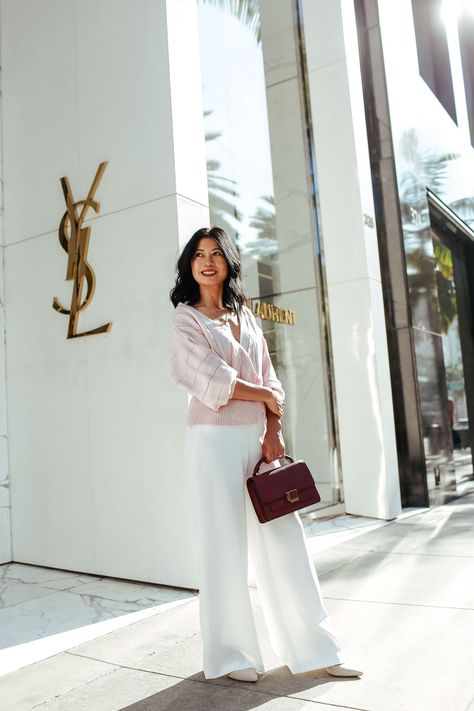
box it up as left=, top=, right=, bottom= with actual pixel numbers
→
left=52, top=161, right=112, bottom=339
left=246, top=299, right=296, bottom=325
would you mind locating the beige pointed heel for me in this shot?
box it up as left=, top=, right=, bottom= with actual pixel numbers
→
left=326, top=664, right=363, bottom=677
left=227, top=667, right=258, bottom=682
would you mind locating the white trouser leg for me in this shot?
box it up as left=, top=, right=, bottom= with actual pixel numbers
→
left=244, top=421, right=345, bottom=673
left=185, top=420, right=345, bottom=678
left=246, top=501, right=345, bottom=672
left=185, top=423, right=265, bottom=679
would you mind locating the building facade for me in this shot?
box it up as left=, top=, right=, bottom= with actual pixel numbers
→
left=356, top=0, right=474, bottom=507
left=0, top=0, right=471, bottom=587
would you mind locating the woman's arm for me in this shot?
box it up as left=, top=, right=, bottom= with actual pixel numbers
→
left=260, top=328, right=286, bottom=459
left=231, top=378, right=271, bottom=402
left=231, top=378, right=283, bottom=416
left=170, top=311, right=238, bottom=411
left=266, top=409, right=283, bottom=433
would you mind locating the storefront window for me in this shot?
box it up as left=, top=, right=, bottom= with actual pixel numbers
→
left=431, top=221, right=473, bottom=494
left=196, top=0, right=341, bottom=509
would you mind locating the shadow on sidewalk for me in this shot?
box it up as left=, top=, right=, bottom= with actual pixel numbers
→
left=119, top=665, right=359, bottom=710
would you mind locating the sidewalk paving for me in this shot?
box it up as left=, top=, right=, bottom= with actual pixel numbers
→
left=1, top=491, right=473, bottom=711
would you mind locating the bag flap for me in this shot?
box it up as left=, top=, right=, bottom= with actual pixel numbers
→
left=248, top=461, right=317, bottom=504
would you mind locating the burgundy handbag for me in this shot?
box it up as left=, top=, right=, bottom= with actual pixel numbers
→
left=246, top=454, right=321, bottom=523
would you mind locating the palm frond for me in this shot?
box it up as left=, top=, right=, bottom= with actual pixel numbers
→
left=198, top=0, right=261, bottom=43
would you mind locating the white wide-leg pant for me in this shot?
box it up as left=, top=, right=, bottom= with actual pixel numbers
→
left=184, top=419, right=344, bottom=679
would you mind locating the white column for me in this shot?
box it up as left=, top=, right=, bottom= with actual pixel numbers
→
left=301, top=0, right=402, bottom=519
left=1, top=0, right=208, bottom=585
left=0, top=50, right=11, bottom=560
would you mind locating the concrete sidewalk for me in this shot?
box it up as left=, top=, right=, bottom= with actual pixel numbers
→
left=1, top=491, right=474, bottom=711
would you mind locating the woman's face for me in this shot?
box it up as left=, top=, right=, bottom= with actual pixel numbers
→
left=191, top=237, right=229, bottom=288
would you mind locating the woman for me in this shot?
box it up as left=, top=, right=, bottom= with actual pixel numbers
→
left=169, top=226, right=362, bottom=682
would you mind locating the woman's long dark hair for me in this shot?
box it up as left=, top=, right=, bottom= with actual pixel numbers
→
left=169, top=226, right=248, bottom=313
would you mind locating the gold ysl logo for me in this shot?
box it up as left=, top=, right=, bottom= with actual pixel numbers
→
left=53, top=161, right=112, bottom=338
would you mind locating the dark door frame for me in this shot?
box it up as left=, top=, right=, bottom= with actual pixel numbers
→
left=427, top=189, right=474, bottom=456
left=354, top=0, right=429, bottom=507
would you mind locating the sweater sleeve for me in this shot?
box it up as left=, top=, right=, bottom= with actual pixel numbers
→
left=242, top=305, right=285, bottom=401
left=261, top=334, right=285, bottom=402
left=170, top=309, right=238, bottom=411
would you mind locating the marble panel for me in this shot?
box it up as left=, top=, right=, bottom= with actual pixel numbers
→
left=4, top=195, right=202, bottom=586
left=0, top=577, right=192, bottom=649
left=0, top=0, right=79, bottom=244
left=79, top=198, right=200, bottom=588
left=307, top=60, right=380, bottom=285
left=0, top=561, right=196, bottom=675
left=69, top=596, right=200, bottom=665
left=0, top=507, right=11, bottom=565
left=165, top=0, right=209, bottom=206
left=0, top=468, right=9, bottom=509
left=265, top=77, right=307, bottom=182
left=5, top=227, right=94, bottom=569
left=300, top=0, right=346, bottom=72
left=271, top=168, right=320, bottom=295
left=260, top=0, right=298, bottom=86
left=0, top=0, right=206, bottom=247
left=327, top=278, right=401, bottom=519
left=0, top=563, right=99, bottom=587
left=176, top=194, right=210, bottom=250
left=73, top=0, right=177, bottom=212
left=0, top=301, right=7, bottom=438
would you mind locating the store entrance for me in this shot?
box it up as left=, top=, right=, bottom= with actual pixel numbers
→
left=429, top=193, right=474, bottom=495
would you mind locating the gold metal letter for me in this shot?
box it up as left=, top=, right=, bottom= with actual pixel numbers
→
left=52, top=161, right=112, bottom=339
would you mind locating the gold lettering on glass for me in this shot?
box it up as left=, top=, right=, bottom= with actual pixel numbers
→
left=52, top=161, right=112, bottom=339
left=246, top=299, right=296, bottom=325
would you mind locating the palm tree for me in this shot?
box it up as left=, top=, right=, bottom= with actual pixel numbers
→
left=198, top=0, right=261, bottom=43
left=203, top=109, right=244, bottom=245
left=245, top=194, right=277, bottom=257
left=398, top=129, right=473, bottom=334
left=198, top=0, right=262, bottom=252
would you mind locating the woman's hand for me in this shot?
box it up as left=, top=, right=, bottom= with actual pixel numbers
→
left=265, top=389, right=284, bottom=417
left=262, top=428, right=286, bottom=463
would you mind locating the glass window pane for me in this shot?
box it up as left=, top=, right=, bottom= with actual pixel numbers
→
left=196, top=0, right=341, bottom=509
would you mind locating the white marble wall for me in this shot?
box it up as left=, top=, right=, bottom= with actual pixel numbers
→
left=1, top=0, right=207, bottom=586
left=300, top=0, right=402, bottom=519
left=0, top=275, right=11, bottom=566
left=0, top=52, right=12, bottom=563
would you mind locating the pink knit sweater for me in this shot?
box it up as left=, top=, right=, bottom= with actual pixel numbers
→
left=170, top=301, right=285, bottom=426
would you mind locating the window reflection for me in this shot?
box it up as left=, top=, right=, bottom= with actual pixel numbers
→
left=196, top=0, right=340, bottom=508
left=432, top=229, right=473, bottom=493
left=411, top=0, right=457, bottom=121
left=458, top=8, right=474, bottom=146
left=397, top=126, right=474, bottom=496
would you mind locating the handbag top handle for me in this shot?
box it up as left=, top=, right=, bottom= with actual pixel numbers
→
left=252, top=454, right=295, bottom=477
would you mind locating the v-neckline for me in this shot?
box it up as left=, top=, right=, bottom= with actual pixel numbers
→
left=181, top=302, right=243, bottom=346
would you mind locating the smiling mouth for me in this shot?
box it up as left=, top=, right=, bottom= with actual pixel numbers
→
left=201, top=270, right=217, bottom=276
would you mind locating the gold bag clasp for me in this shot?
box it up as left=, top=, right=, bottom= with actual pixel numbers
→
left=286, top=488, right=299, bottom=503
